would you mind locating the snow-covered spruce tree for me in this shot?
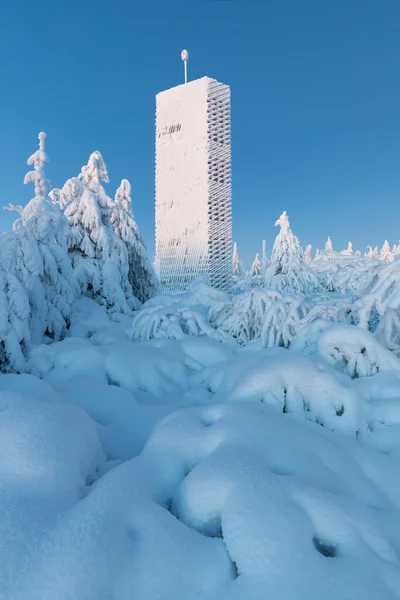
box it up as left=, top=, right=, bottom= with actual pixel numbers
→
left=365, top=246, right=379, bottom=259
left=65, top=153, right=139, bottom=313
left=50, top=177, right=83, bottom=211
left=0, top=132, right=73, bottom=344
left=313, top=237, right=337, bottom=263
left=232, top=242, right=241, bottom=278
left=393, top=243, right=400, bottom=260
left=304, top=244, right=312, bottom=264
left=261, top=240, right=268, bottom=274
left=110, top=179, right=158, bottom=303
left=251, top=253, right=261, bottom=277
left=379, top=240, right=393, bottom=262
left=264, top=211, right=321, bottom=296
left=340, top=242, right=353, bottom=256
left=0, top=265, right=31, bottom=372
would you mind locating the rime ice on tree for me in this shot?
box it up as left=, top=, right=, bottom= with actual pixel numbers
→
left=65, top=152, right=138, bottom=313
left=264, top=211, right=320, bottom=296
left=232, top=242, right=242, bottom=279
left=0, top=132, right=73, bottom=347
left=155, top=76, right=232, bottom=292
left=261, top=240, right=268, bottom=273
left=304, top=244, right=312, bottom=264
left=111, top=179, right=158, bottom=303
left=365, top=246, right=379, bottom=259
left=22, top=132, right=73, bottom=340
left=379, top=240, right=393, bottom=262
left=251, top=253, right=261, bottom=277
left=341, top=242, right=353, bottom=256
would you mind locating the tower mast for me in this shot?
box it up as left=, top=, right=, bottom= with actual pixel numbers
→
left=181, top=49, right=189, bottom=84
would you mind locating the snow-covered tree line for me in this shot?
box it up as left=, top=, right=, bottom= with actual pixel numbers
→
left=232, top=211, right=400, bottom=296
left=0, top=133, right=157, bottom=371
left=232, top=211, right=321, bottom=296
left=224, top=211, right=400, bottom=354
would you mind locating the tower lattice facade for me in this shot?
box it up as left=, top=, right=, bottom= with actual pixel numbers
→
left=155, top=76, right=232, bottom=292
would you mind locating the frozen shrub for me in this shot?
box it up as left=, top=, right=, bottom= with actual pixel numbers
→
left=316, top=324, right=400, bottom=378
left=131, top=304, right=227, bottom=342
left=210, top=288, right=308, bottom=347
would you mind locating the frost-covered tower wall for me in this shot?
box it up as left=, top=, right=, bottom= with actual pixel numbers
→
left=155, top=76, right=232, bottom=292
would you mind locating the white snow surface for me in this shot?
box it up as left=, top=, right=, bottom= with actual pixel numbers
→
left=3, top=290, right=400, bottom=598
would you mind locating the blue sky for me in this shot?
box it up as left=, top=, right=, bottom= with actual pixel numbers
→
left=0, top=0, right=399, bottom=266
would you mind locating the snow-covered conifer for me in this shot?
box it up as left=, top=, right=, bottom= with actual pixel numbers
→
left=304, top=244, right=312, bottom=264
left=355, top=249, right=361, bottom=256
left=341, top=242, right=353, bottom=256
left=232, top=242, right=241, bottom=278
left=50, top=177, right=84, bottom=211
left=393, top=243, right=400, bottom=260
left=379, top=240, right=393, bottom=262
left=313, top=237, right=337, bottom=263
left=65, top=152, right=138, bottom=313
left=261, top=240, right=268, bottom=273
left=23, top=132, right=73, bottom=340
left=0, top=132, right=73, bottom=344
left=365, top=246, right=379, bottom=259
left=0, top=262, right=30, bottom=372
left=111, top=178, right=158, bottom=303
left=251, top=253, right=261, bottom=277
left=264, top=211, right=320, bottom=296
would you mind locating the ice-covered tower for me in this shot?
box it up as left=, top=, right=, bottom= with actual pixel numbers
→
left=155, top=58, right=232, bottom=292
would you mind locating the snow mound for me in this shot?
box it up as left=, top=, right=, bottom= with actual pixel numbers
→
left=146, top=404, right=400, bottom=600
left=27, top=337, right=107, bottom=383
left=5, top=398, right=400, bottom=600
left=0, top=389, right=104, bottom=598
left=317, top=324, right=400, bottom=378
left=194, top=351, right=362, bottom=434
left=104, top=340, right=190, bottom=398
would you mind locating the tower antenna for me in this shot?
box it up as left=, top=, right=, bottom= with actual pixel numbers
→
left=181, top=49, right=189, bottom=84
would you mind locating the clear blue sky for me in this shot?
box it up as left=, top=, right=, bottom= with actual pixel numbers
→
left=1, top=0, right=399, bottom=266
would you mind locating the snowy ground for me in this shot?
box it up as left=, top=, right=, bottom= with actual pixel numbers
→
left=3, top=292, right=400, bottom=599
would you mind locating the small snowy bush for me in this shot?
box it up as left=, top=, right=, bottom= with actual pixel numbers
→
left=131, top=304, right=227, bottom=342
left=316, top=324, right=400, bottom=379
left=194, top=352, right=362, bottom=433
left=210, top=288, right=308, bottom=347
left=350, top=259, right=400, bottom=351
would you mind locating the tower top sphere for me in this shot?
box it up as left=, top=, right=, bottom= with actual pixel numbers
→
left=181, top=49, right=189, bottom=63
